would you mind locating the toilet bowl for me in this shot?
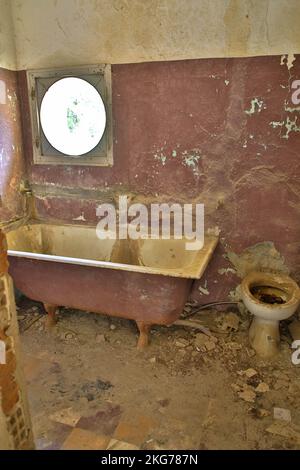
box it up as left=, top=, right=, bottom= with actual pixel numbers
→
left=241, top=271, right=300, bottom=358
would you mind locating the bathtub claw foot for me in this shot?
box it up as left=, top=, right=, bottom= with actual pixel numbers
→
left=44, top=303, right=58, bottom=327
left=136, top=321, right=151, bottom=349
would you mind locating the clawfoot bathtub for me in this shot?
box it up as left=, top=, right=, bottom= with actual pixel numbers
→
left=6, top=223, right=218, bottom=348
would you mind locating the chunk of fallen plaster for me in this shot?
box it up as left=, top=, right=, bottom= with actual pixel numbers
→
left=274, top=407, right=292, bottom=422
left=246, top=347, right=256, bottom=357
left=266, top=421, right=300, bottom=445
left=216, top=312, right=240, bottom=332
left=244, top=368, right=258, bottom=378
left=50, top=407, right=81, bottom=427
left=226, top=341, right=242, bottom=351
left=237, top=367, right=257, bottom=378
left=96, top=333, right=106, bottom=343
left=194, top=333, right=217, bottom=352
left=198, top=286, right=209, bottom=295
left=238, top=389, right=256, bottom=403
left=255, top=382, right=270, bottom=393
left=258, top=408, right=271, bottom=418
left=274, top=379, right=289, bottom=390
left=175, top=338, right=190, bottom=348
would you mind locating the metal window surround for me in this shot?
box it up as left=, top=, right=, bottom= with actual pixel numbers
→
left=27, top=64, right=113, bottom=166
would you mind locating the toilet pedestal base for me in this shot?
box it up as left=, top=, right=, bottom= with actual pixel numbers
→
left=249, top=317, right=280, bottom=358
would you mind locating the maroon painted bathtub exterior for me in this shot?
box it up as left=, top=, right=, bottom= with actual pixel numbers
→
left=8, top=257, right=193, bottom=325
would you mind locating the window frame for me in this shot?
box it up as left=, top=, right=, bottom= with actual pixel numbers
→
left=27, top=64, right=113, bottom=166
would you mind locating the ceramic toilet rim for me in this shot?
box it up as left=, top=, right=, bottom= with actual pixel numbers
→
left=241, top=271, right=300, bottom=311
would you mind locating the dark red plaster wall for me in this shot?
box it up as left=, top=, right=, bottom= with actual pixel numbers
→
left=18, top=55, right=300, bottom=302
left=0, top=68, right=26, bottom=225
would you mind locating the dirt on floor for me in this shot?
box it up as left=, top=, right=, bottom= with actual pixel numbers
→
left=17, top=297, right=300, bottom=450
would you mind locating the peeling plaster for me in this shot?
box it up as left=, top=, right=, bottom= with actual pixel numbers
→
left=182, top=152, right=200, bottom=167
left=229, top=284, right=243, bottom=302
left=284, top=104, right=300, bottom=113
left=280, top=53, right=296, bottom=70
left=153, top=146, right=202, bottom=177
left=12, top=55, right=300, bottom=303
left=245, top=98, right=266, bottom=115
left=282, top=116, right=300, bottom=139
left=207, top=227, right=221, bottom=237
left=198, top=279, right=209, bottom=296
left=154, top=153, right=167, bottom=166
left=181, top=149, right=202, bottom=176
left=226, top=242, right=289, bottom=279
left=73, top=213, right=86, bottom=221
left=218, top=267, right=237, bottom=275
left=269, top=116, right=300, bottom=139
left=270, top=120, right=284, bottom=129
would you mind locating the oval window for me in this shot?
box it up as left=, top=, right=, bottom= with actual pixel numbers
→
left=40, top=77, right=106, bottom=156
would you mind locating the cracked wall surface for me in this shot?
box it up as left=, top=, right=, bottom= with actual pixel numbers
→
left=17, top=54, right=300, bottom=301
left=2, top=0, right=300, bottom=70
left=1, top=1, right=300, bottom=303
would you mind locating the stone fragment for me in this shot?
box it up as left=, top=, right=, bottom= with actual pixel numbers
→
left=226, top=341, right=242, bottom=351
left=194, top=333, right=217, bottom=352
left=255, top=382, right=270, bottom=393
left=250, top=407, right=270, bottom=418
left=95, top=333, right=106, bottom=343
left=274, top=379, right=289, bottom=390
left=266, top=421, right=300, bottom=445
left=50, top=407, right=81, bottom=427
left=175, top=338, right=189, bottom=348
left=246, top=347, right=256, bottom=357
left=273, top=407, right=292, bottom=422
left=258, top=408, right=271, bottom=418
left=238, top=389, right=256, bottom=403
left=244, top=368, right=258, bottom=378
left=220, top=312, right=240, bottom=332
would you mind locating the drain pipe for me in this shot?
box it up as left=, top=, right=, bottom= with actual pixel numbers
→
left=184, top=301, right=239, bottom=318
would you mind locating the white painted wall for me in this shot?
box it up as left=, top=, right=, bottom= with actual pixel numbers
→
left=0, top=0, right=16, bottom=69
left=4, top=0, right=300, bottom=70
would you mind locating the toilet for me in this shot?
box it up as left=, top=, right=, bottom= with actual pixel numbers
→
left=241, top=271, right=300, bottom=358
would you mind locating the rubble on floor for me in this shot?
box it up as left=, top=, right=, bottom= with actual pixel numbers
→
left=16, top=297, right=300, bottom=450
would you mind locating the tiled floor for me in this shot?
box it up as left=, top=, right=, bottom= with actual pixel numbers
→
left=22, top=351, right=157, bottom=450
left=39, top=404, right=156, bottom=450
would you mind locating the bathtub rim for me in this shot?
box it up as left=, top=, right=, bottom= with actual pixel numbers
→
left=6, top=221, right=219, bottom=279
left=7, top=245, right=216, bottom=279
